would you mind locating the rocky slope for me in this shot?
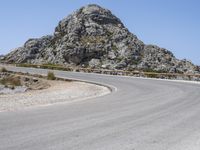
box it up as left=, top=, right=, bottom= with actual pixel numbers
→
left=3, top=4, right=200, bottom=74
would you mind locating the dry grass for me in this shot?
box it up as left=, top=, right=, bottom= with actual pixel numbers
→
left=0, top=67, right=8, bottom=72
left=0, top=76, right=21, bottom=87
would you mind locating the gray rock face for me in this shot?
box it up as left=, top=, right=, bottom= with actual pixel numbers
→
left=138, top=45, right=197, bottom=74
left=4, top=4, right=199, bottom=74
left=89, top=59, right=101, bottom=68
left=5, top=36, right=53, bottom=63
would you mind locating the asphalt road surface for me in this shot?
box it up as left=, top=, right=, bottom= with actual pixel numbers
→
left=1, top=66, right=200, bottom=150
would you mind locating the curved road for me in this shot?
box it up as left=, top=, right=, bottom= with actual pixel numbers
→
left=1, top=66, right=200, bottom=150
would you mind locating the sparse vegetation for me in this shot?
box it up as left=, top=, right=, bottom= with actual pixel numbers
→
left=80, top=35, right=106, bottom=45
left=143, top=68, right=168, bottom=74
left=47, top=71, right=56, bottom=80
left=111, top=45, right=118, bottom=51
left=17, top=63, right=39, bottom=68
left=17, top=63, right=73, bottom=71
left=132, top=60, right=140, bottom=65
left=0, top=76, right=21, bottom=88
left=14, top=63, right=200, bottom=81
left=106, top=30, right=113, bottom=37
left=116, top=56, right=124, bottom=62
left=0, top=67, right=8, bottom=72
left=145, top=73, right=158, bottom=78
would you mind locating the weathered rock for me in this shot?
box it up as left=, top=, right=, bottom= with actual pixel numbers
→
left=89, top=59, right=101, bottom=68
left=4, top=4, right=199, bottom=74
left=137, top=45, right=198, bottom=74
left=5, top=36, right=53, bottom=63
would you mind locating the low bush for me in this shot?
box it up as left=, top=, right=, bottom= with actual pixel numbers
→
left=0, top=76, right=21, bottom=87
left=145, top=73, right=158, bottom=78
left=47, top=71, right=56, bottom=80
left=0, top=67, right=7, bottom=72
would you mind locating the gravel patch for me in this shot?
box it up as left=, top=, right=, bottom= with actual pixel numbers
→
left=0, top=80, right=110, bottom=112
left=0, top=85, right=27, bottom=94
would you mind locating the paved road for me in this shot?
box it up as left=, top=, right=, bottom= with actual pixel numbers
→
left=1, top=66, right=200, bottom=150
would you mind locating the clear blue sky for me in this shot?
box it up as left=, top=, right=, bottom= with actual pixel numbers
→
left=0, top=0, right=200, bottom=65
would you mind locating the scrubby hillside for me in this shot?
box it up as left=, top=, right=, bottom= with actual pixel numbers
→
left=4, top=4, right=199, bottom=74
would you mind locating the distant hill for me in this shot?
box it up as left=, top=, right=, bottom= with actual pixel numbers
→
left=4, top=4, right=200, bottom=74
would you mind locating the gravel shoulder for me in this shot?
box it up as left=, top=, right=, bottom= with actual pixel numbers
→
left=0, top=80, right=110, bottom=112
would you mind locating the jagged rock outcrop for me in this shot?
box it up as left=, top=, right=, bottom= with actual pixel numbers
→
left=138, top=45, right=198, bottom=73
left=5, top=36, right=53, bottom=63
left=4, top=4, right=199, bottom=74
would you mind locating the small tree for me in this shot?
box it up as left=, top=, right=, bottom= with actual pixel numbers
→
left=47, top=71, right=56, bottom=80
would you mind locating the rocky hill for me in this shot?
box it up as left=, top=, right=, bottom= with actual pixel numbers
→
left=3, top=4, right=200, bottom=74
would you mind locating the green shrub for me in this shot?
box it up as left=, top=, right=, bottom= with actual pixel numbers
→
left=47, top=71, right=56, bottom=80
left=17, top=63, right=37, bottom=68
